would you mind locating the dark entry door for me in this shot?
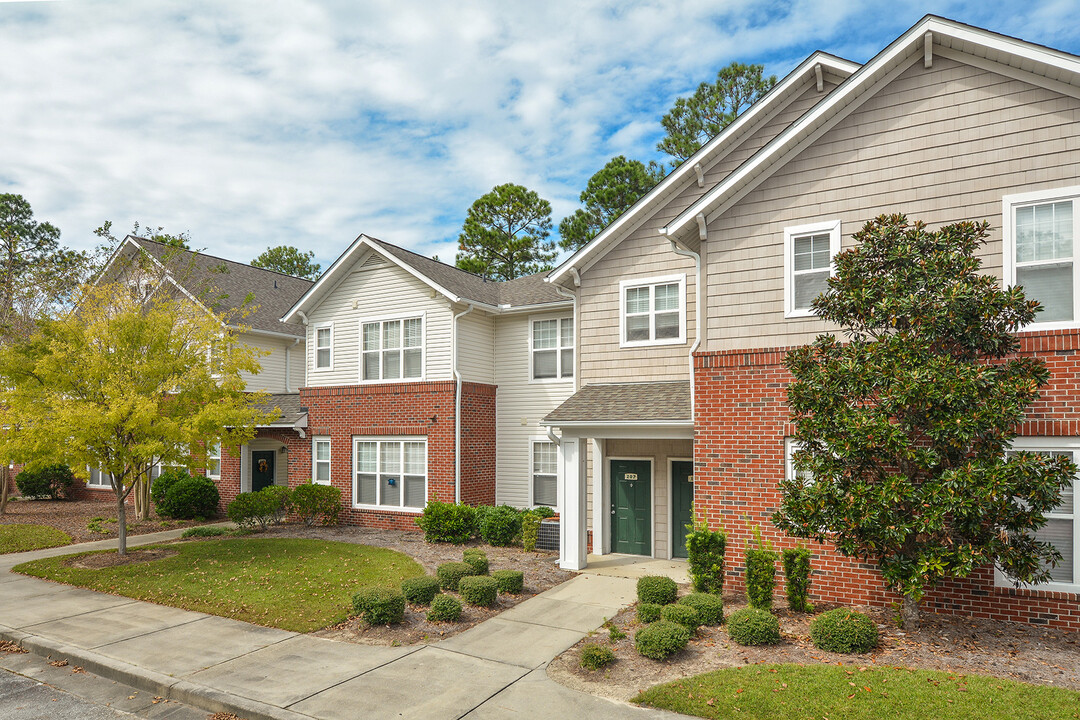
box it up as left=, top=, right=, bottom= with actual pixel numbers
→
left=671, top=461, right=694, bottom=559
left=610, top=459, right=651, bottom=555
left=251, top=451, right=276, bottom=492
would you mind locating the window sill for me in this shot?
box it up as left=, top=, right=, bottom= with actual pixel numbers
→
left=619, top=337, right=686, bottom=349
left=84, top=485, right=111, bottom=491
left=355, top=377, right=426, bottom=385
left=350, top=504, right=423, bottom=514
left=784, top=309, right=818, bottom=319
left=993, top=581, right=1080, bottom=598
left=528, top=376, right=574, bottom=385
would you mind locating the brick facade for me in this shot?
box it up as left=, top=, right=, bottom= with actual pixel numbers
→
left=693, top=329, right=1080, bottom=631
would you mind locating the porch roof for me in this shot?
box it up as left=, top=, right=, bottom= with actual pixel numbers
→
left=542, top=381, right=691, bottom=425
left=253, top=393, right=306, bottom=427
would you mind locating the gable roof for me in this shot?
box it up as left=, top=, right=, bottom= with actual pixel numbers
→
left=545, top=50, right=860, bottom=285
left=282, top=234, right=569, bottom=323
left=542, top=381, right=692, bottom=424
left=665, top=15, right=1080, bottom=243
left=118, top=237, right=313, bottom=338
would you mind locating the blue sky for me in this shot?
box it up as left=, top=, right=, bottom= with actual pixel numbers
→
left=2, top=0, right=1080, bottom=270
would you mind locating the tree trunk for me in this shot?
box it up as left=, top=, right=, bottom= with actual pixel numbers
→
left=132, top=477, right=150, bottom=521
left=0, top=465, right=9, bottom=516
left=901, top=592, right=921, bottom=631
left=113, top=474, right=128, bottom=556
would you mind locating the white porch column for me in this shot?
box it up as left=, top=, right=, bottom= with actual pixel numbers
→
left=559, top=437, right=588, bottom=570
left=591, top=438, right=608, bottom=555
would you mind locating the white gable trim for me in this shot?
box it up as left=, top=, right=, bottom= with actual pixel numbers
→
left=545, top=51, right=859, bottom=285
left=665, top=15, right=1080, bottom=243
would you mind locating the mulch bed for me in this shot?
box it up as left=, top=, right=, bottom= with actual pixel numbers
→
left=548, top=591, right=1080, bottom=703
left=0, top=498, right=218, bottom=545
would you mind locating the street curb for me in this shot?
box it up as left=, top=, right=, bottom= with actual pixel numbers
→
left=0, top=624, right=313, bottom=720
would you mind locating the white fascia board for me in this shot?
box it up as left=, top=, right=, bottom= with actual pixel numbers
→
left=539, top=420, right=694, bottom=428
left=496, top=300, right=574, bottom=314
left=546, top=52, right=860, bottom=286
left=664, top=15, right=1080, bottom=242
left=232, top=326, right=304, bottom=341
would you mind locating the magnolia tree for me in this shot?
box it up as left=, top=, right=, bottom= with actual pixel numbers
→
left=2, top=280, right=272, bottom=553
left=774, top=214, right=1075, bottom=629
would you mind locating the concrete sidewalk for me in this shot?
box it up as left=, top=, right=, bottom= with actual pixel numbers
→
left=0, top=531, right=673, bottom=720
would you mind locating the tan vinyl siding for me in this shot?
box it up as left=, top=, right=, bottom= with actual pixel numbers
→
left=238, top=333, right=288, bottom=393
left=288, top=340, right=305, bottom=391
left=305, top=256, right=453, bottom=386
left=705, top=55, right=1080, bottom=351
left=604, top=439, right=693, bottom=559
left=456, top=310, right=495, bottom=384
left=494, top=312, right=574, bottom=508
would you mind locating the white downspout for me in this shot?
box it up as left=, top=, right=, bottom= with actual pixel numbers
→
left=452, top=303, right=475, bottom=504
left=669, top=240, right=702, bottom=417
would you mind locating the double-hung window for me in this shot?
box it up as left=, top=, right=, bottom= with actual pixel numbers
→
left=784, top=220, right=840, bottom=318
left=313, top=437, right=331, bottom=485
left=619, top=274, right=686, bottom=347
left=531, top=317, right=573, bottom=380
left=1004, top=187, right=1080, bottom=327
left=532, top=440, right=558, bottom=507
left=314, top=324, right=333, bottom=371
left=86, top=467, right=110, bottom=489
left=353, top=438, right=426, bottom=509
left=207, top=442, right=221, bottom=480
left=362, top=316, right=423, bottom=381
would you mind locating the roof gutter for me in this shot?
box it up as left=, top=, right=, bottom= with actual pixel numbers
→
left=668, top=240, right=702, bottom=419
left=451, top=303, right=475, bottom=504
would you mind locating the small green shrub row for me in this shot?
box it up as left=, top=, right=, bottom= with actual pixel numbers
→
left=661, top=603, right=701, bottom=631
left=463, top=548, right=489, bottom=575
left=637, top=602, right=662, bottom=623
left=637, top=575, right=678, bottom=605
left=809, top=608, right=878, bottom=653
left=678, top=593, right=724, bottom=625
left=416, top=501, right=555, bottom=547
left=353, top=587, right=405, bottom=625
left=581, top=644, right=616, bottom=670
left=181, top=525, right=231, bottom=538
left=436, top=562, right=475, bottom=591
left=226, top=482, right=341, bottom=530
left=459, top=576, right=498, bottom=607
left=635, top=620, right=691, bottom=659
left=727, top=607, right=780, bottom=646
left=745, top=547, right=778, bottom=610
left=492, top=569, right=523, bottom=594
left=427, top=594, right=462, bottom=622
left=16, top=464, right=76, bottom=500
left=782, top=547, right=813, bottom=612
left=402, top=576, right=440, bottom=605
left=685, top=511, right=727, bottom=595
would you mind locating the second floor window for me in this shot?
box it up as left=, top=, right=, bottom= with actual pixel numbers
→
left=784, top=220, right=840, bottom=318
left=362, top=317, right=423, bottom=381
left=315, top=325, right=333, bottom=370
left=1011, top=195, right=1075, bottom=324
left=620, top=275, right=686, bottom=347
left=532, top=317, right=573, bottom=380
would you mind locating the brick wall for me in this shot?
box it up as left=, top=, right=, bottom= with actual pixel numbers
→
left=217, top=427, right=308, bottom=513
left=693, top=329, right=1080, bottom=631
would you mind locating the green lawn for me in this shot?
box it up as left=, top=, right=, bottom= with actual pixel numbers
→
left=633, top=663, right=1080, bottom=720
left=14, top=538, right=424, bottom=632
left=0, top=524, right=72, bottom=554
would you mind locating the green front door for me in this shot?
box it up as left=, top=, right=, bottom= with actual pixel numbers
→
left=251, top=451, right=276, bottom=492
left=671, top=461, right=694, bottom=559
left=610, top=459, right=651, bottom=555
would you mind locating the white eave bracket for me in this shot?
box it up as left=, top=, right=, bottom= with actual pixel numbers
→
left=695, top=213, right=707, bottom=242
left=693, top=163, right=705, bottom=188
left=924, top=32, right=933, bottom=68
left=814, top=63, right=823, bottom=92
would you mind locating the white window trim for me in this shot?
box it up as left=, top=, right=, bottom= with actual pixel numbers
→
left=312, top=322, right=334, bottom=372
left=994, top=436, right=1079, bottom=595
left=784, top=220, right=841, bottom=319
left=207, top=442, right=221, bottom=480
left=528, top=314, right=574, bottom=384
left=618, top=273, right=687, bottom=348
left=1002, top=185, right=1080, bottom=331
left=85, top=466, right=110, bottom=489
left=358, top=312, right=426, bottom=384
left=530, top=437, right=559, bottom=509
left=312, top=436, right=331, bottom=485
left=351, top=436, right=427, bottom=513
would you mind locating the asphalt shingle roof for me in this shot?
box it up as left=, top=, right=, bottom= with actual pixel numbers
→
left=252, top=393, right=305, bottom=426
left=543, top=381, right=692, bottom=424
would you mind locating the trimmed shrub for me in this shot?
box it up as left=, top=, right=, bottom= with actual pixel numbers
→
left=745, top=548, right=778, bottom=610
left=163, top=475, right=220, bottom=519
left=678, top=593, right=724, bottom=626
left=436, top=561, right=474, bottom=591
left=259, top=485, right=292, bottom=524
left=462, top=548, right=489, bottom=575
left=686, top=519, right=727, bottom=595
left=637, top=602, right=662, bottom=623
left=150, top=468, right=188, bottom=514
left=531, top=505, right=556, bottom=519
left=401, top=576, right=440, bottom=605
left=417, top=501, right=477, bottom=544
left=637, top=575, right=678, bottom=605
left=352, top=587, right=405, bottom=625
left=181, top=525, right=229, bottom=538
left=727, top=608, right=781, bottom=646
left=634, top=620, right=691, bottom=660
left=782, top=547, right=813, bottom=612
left=661, top=603, right=701, bottom=631
left=458, top=575, right=498, bottom=607
left=521, top=512, right=540, bottom=552
left=226, top=488, right=287, bottom=530
left=580, top=644, right=616, bottom=670
left=479, top=505, right=522, bottom=546
left=810, top=608, right=879, bottom=653
left=16, top=464, right=76, bottom=500
left=492, top=569, right=524, bottom=594
left=427, top=594, right=462, bottom=622
left=291, top=482, right=341, bottom=526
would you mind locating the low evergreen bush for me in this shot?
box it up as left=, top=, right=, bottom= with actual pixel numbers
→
left=462, top=548, right=489, bottom=575
left=492, top=569, right=524, bottom=594
left=661, top=603, right=701, bottom=631
left=479, top=505, right=522, bottom=546
left=15, top=464, right=76, bottom=500
left=401, top=576, right=440, bottom=605
left=521, top=512, right=541, bottom=551
left=352, top=587, right=405, bottom=625
left=181, top=525, right=229, bottom=538
left=686, top=512, right=727, bottom=595
left=637, top=575, right=678, bottom=605
left=458, top=575, right=498, bottom=607
left=416, top=501, right=477, bottom=544
left=259, top=485, right=292, bottom=524
left=531, top=505, right=556, bottom=519
left=427, top=594, right=462, bottom=622
left=634, top=620, right=691, bottom=660
left=291, top=482, right=341, bottom=526
left=436, top=561, right=474, bottom=591
left=150, top=468, right=188, bottom=514
left=580, top=644, right=616, bottom=670
left=637, top=602, right=662, bottom=623
left=809, top=608, right=879, bottom=653
left=163, top=475, right=220, bottom=519
left=678, top=593, right=725, bottom=625
left=726, top=607, right=781, bottom=646
left=782, top=546, right=813, bottom=612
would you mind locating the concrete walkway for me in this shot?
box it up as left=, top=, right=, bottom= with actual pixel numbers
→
left=0, top=531, right=674, bottom=720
